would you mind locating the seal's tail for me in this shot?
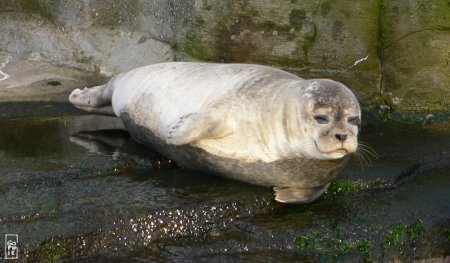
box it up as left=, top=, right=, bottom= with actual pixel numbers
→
left=69, top=83, right=116, bottom=116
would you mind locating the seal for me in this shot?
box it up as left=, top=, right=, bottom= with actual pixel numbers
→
left=69, top=62, right=361, bottom=203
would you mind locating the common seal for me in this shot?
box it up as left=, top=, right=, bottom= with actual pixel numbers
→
left=69, top=62, right=361, bottom=203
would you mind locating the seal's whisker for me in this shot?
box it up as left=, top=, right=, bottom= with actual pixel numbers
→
left=358, top=142, right=379, bottom=160
left=359, top=143, right=378, bottom=157
left=353, top=151, right=366, bottom=170
left=353, top=142, right=376, bottom=168
left=358, top=148, right=373, bottom=166
left=354, top=150, right=370, bottom=167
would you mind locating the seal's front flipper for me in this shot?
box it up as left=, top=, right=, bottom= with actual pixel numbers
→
left=166, top=110, right=233, bottom=145
left=273, top=184, right=330, bottom=204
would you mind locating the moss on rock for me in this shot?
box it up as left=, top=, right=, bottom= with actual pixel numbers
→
left=380, top=0, right=450, bottom=113
left=176, top=0, right=382, bottom=114
left=22, top=0, right=57, bottom=21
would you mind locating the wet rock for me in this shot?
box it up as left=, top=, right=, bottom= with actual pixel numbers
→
left=0, top=115, right=449, bottom=261
left=0, top=57, right=94, bottom=102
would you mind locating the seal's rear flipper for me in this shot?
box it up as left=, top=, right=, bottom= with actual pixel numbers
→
left=166, top=110, right=233, bottom=145
left=69, top=81, right=116, bottom=116
left=273, top=184, right=330, bottom=204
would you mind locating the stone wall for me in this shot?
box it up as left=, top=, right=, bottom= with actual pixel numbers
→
left=0, top=0, right=178, bottom=75
left=0, top=0, right=449, bottom=122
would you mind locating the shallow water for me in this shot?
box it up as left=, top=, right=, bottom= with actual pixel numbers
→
left=0, top=102, right=449, bottom=262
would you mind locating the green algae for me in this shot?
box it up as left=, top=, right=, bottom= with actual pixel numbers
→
left=295, top=230, right=352, bottom=262
left=378, top=105, right=393, bottom=123
left=33, top=238, right=70, bottom=262
left=46, top=80, right=61, bottom=86
left=383, top=219, right=425, bottom=248
left=22, top=0, right=55, bottom=21
left=323, top=180, right=360, bottom=199
left=289, top=9, right=307, bottom=28
left=183, top=33, right=214, bottom=61
left=356, top=238, right=374, bottom=263
left=295, top=219, right=431, bottom=262
left=382, top=219, right=428, bottom=261
left=295, top=228, right=374, bottom=262
left=445, top=228, right=450, bottom=241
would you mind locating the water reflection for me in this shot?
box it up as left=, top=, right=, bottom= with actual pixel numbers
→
left=70, top=129, right=132, bottom=158
left=0, top=118, right=64, bottom=157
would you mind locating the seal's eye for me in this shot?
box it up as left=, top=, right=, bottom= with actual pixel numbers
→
left=348, top=116, right=360, bottom=126
left=314, top=115, right=329, bottom=124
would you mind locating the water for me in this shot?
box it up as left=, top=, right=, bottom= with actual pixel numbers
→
left=0, top=102, right=449, bottom=262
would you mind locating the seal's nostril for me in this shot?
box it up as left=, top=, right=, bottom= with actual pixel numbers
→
left=335, top=134, right=347, bottom=142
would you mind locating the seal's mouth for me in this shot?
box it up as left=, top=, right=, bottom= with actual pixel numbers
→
left=313, top=140, right=349, bottom=158
left=322, top=149, right=349, bottom=159
left=329, top=148, right=349, bottom=155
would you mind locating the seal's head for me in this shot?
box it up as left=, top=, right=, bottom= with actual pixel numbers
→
left=300, top=79, right=361, bottom=160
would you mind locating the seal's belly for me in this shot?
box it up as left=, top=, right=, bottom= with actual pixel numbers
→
left=121, top=113, right=348, bottom=188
